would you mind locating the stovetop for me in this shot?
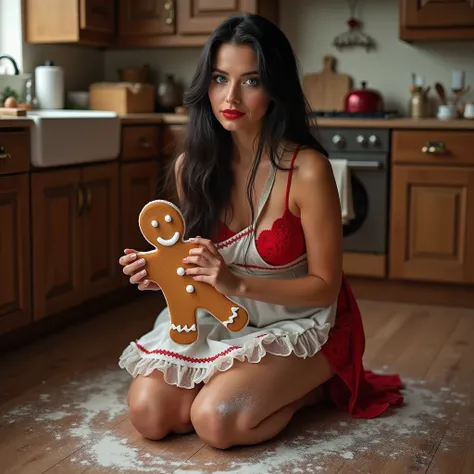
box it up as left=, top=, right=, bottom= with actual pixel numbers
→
left=309, top=110, right=400, bottom=119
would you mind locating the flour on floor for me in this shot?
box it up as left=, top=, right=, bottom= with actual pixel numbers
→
left=1, top=366, right=471, bottom=473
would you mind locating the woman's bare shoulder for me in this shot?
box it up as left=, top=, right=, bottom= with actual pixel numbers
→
left=287, top=146, right=332, bottom=185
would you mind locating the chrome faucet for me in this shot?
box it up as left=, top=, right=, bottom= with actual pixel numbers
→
left=0, top=55, right=20, bottom=75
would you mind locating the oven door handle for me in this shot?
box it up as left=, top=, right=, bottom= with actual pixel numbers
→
left=347, top=161, right=383, bottom=171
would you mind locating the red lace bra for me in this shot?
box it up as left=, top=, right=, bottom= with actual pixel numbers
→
left=214, top=147, right=306, bottom=266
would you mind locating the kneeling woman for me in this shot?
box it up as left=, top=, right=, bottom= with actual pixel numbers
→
left=118, top=13, right=403, bottom=449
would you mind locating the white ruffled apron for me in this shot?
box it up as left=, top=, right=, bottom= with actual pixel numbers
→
left=118, top=162, right=337, bottom=389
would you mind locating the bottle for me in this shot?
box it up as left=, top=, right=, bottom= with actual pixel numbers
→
left=409, top=88, right=428, bottom=119
left=35, top=60, right=64, bottom=109
left=25, top=78, right=39, bottom=109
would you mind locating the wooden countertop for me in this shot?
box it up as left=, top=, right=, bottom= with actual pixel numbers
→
left=3, top=112, right=474, bottom=130
left=315, top=117, right=474, bottom=129
left=0, top=117, right=34, bottom=128
left=120, top=113, right=189, bottom=124
left=120, top=114, right=474, bottom=129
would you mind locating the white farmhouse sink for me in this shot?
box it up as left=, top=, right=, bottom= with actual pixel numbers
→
left=28, top=110, right=121, bottom=168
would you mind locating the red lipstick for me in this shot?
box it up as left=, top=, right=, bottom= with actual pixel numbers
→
left=222, top=109, right=245, bottom=120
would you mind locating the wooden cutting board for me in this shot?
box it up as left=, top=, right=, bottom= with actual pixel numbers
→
left=303, top=55, right=353, bottom=112
left=0, top=107, right=27, bottom=117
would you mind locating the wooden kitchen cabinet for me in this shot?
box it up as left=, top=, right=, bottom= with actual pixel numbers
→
left=116, top=0, right=278, bottom=47
left=25, top=0, right=116, bottom=46
left=176, top=0, right=278, bottom=36
left=161, top=123, right=186, bottom=158
left=120, top=160, right=158, bottom=286
left=121, top=126, right=160, bottom=161
left=400, top=0, right=474, bottom=41
left=26, top=0, right=279, bottom=48
left=116, top=0, right=176, bottom=46
left=389, top=130, right=474, bottom=284
left=0, top=174, right=32, bottom=336
left=30, top=162, right=121, bottom=320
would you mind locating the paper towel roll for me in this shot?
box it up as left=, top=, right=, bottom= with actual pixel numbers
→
left=35, top=60, right=64, bottom=109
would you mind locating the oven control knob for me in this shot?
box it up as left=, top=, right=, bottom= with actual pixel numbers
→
left=332, top=134, right=345, bottom=148
left=369, top=134, right=380, bottom=146
left=356, top=134, right=367, bottom=146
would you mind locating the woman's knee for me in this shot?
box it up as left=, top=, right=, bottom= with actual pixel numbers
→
left=127, top=374, right=198, bottom=440
left=128, top=393, right=172, bottom=440
left=190, top=393, right=256, bottom=449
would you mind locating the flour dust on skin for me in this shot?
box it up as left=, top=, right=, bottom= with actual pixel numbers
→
left=1, top=366, right=471, bottom=473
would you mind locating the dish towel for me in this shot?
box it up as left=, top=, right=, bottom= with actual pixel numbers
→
left=329, top=158, right=355, bottom=224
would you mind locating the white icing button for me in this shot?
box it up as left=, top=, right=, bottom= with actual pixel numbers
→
left=165, top=215, right=172, bottom=223
left=186, top=285, right=195, bottom=293
left=151, top=220, right=159, bottom=228
left=177, top=267, right=185, bottom=276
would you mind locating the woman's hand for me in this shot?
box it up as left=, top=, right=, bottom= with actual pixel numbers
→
left=119, top=248, right=161, bottom=291
left=184, top=238, right=242, bottom=296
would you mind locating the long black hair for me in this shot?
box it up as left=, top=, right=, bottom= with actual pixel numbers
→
left=176, top=13, right=327, bottom=239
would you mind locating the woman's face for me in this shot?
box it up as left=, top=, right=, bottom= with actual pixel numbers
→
left=208, top=43, right=270, bottom=133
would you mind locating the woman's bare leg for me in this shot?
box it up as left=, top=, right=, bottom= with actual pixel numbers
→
left=190, top=352, right=334, bottom=449
left=127, top=370, right=202, bottom=440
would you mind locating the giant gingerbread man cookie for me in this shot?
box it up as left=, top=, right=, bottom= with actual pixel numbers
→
left=136, top=199, right=249, bottom=345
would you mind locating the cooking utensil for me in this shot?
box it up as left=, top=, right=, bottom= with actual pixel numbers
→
left=434, top=82, right=447, bottom=105
left=303, top=56, right=352, bottom=112
left=344, top=81, right=384, bottom=113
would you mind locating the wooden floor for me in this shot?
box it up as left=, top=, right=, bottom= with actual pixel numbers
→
left=1, top=292, right=473, bottom=474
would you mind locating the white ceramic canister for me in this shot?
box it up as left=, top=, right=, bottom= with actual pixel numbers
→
left=35, top=60, right=64, bottom=109
left=436, top=103, right=457, bottom=120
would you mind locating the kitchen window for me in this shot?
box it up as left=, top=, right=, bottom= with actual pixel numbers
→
left=0, top=0, right=24, bottom=73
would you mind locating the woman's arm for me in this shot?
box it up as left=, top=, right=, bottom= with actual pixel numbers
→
left=174, top=152, right=185, bottom=203
left=235, top=148, right=343, bottom=307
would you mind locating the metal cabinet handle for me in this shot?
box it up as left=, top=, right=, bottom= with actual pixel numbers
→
left=77, top=184, right=85, bottom=215
left=164, top=0, right=174, bottom=25
left=140, top=138, right=152, bottom=148
left=84, top=184, right=92, bottom=213
left=0, top=145, right=11, bottom=159
left=347, top=161, right=383, bottom=171
left=421, top=141, right=447, bottom=155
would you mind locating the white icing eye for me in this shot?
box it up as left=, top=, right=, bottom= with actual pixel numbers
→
left=186, top=285, right=195, bottom=293
left=165, top=215, right=172, bottom=223
left=177, top=267, right=185, bottom=276
left=151, top=220, right=159, bottom=228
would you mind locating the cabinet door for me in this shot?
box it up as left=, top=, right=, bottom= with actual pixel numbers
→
left=31, top=169, right=83, bottom=320
left=80, top=0, right=115, bottom=33
left=402, top=0, right=474, bottom=27
left=390, top=166, right=474, bottom=284
left=118, top=0, right=175, bottom=45
left=177, top=0, right=257, bottom=34
left=0, top=175, right=31, bottom=335
left=81, top=162, right=121, bottom=300
left=120, top=161, right=158, bottom=285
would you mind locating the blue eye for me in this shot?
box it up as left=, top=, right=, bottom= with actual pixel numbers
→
left=213, top=75, right=226, bottom=84
left=246, top=77, right=259, bottom=86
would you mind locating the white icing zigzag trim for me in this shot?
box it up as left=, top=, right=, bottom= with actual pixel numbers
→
left=222, top=307, right=240, bottom=327
left=157, top=231, right=180, bottom=247
left=171, top=323, right=197, bottom=333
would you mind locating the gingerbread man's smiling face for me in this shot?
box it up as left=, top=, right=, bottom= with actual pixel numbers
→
left=139, top=200, right=185, bottom=248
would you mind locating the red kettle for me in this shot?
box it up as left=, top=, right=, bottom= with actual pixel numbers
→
left=344, top=81, right=384, bottom=113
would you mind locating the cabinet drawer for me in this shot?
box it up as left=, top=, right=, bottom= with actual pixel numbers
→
left=0, top=130, right=30, bottom=175
left=392, top=130, right=474, bottom=166
left=121, top=126, right=159, bottom=161
left=162, top=124, right=186, bottom=158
